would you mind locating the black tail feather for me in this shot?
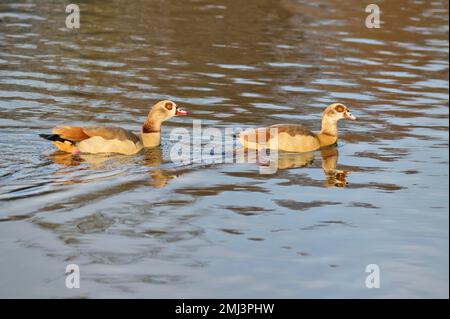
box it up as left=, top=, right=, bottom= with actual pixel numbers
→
left=39, top=134, right=72, bottom=143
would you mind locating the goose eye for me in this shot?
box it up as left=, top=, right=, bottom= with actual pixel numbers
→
left=164, top=102, right=173, bottom=110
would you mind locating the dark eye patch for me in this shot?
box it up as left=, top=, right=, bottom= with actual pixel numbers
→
left=165, top=102, right=173, bottom=110
left=335, top=104, right=345, bottom=113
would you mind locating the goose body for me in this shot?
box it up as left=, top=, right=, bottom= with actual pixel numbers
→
left=239, top=103, right=356, bottom=153
left=40, top=100, right=187, bottom=155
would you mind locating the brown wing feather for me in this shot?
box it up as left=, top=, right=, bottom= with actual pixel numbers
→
left=270, top=124, right=316, bottom=137
left=241, top=128, right=270, bottom=145
left=52, top=126, right=90, bottom=141
left=82, top=126, right=140, bottom=144
left=242, top=124, right=316, bottom=144
left=52, top=125, right=140, bottom=144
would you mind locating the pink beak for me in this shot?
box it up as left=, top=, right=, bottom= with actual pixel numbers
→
left=344, top=111, right=356, bottom=121
left=175, top=107, right=188, bottom=116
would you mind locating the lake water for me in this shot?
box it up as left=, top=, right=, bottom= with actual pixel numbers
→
left=0, top=0, right=448, bottom=298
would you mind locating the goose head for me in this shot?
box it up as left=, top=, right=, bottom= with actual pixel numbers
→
left=147, top=100, right=188, bottom=122
left=323, top=103, right=356, bottom=123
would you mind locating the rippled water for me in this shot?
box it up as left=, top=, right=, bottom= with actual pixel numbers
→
left=0, top=0, right=448, bottom=298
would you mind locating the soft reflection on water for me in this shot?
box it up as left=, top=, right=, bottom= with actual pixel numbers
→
left=0, top=0, right=448, bottom=298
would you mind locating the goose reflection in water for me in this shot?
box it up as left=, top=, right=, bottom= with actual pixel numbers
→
left=47, top=143, right=348, bottom=188
left=258, top=146, right=350, bottom=188
left=48, top=148, right=179, bottom=188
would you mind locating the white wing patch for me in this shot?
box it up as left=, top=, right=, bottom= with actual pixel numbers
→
left=240, top=130, right=321, bottom=153
left=270, top=132, right=320, bottom=152
left=77, top=136, right=143, bottom=155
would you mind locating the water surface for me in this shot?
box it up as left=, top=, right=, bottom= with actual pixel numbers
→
left=0, top=0, right=448, bottom=298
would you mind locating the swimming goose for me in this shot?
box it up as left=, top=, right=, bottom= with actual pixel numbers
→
left=40, top=100, right=187, bottom=155
left=239, top=103, right=356, bottom=153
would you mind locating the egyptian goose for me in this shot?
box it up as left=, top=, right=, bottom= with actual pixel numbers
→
left=239, top=103, right=356, bottom=153
left=40, top=100, right=187, bottom=155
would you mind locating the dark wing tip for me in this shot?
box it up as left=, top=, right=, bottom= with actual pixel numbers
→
left=39, top=133, right=55, bottom=140
left=39, top=134, right=69, bottom=143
